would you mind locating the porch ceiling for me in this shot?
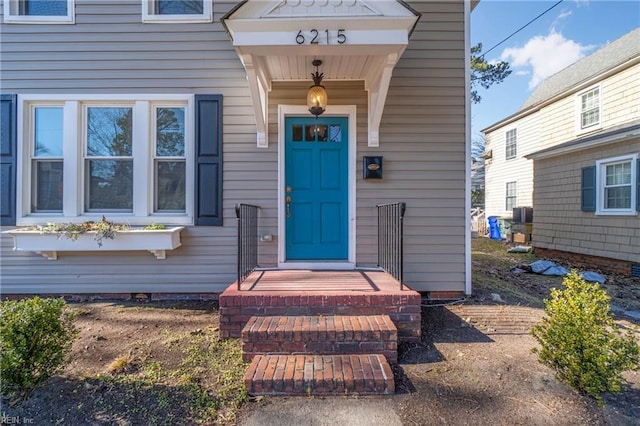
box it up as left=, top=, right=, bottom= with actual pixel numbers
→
left=222, top=0, right=420, bottom=148
left=262, top=54, right=386, bottom=81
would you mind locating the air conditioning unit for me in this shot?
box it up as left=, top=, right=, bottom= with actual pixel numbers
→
left=512, top=207, right=533, bottom=224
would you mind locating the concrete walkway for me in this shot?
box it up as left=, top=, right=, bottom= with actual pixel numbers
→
left=240, top=397, right=403, bottom=426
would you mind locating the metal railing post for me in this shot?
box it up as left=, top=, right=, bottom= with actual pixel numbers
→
left=377, top=202, right=406, bottom=290
left=236, top=203, right=260, bottom=289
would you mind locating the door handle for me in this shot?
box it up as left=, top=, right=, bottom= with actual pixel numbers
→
left=286, top=195, right=292, bottom=218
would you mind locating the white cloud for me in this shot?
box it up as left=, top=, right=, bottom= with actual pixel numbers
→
left=557, top=10, right=572, bottom=20
left=500, top=30, right=595, bottom=89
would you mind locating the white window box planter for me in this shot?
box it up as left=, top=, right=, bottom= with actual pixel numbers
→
left=3, top=227, right=185, bottom=260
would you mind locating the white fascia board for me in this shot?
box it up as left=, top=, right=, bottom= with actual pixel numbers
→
left=234, top=44, right=402, bottom=57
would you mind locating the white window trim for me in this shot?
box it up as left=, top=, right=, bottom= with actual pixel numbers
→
left=505, top=128, right=517, bottom=160
left=142, top=0, right=213, bottom=23
left=595, top=153, right=638, bottom=216
left=16, top=94, right=195, bottom=226
left=575, top=84, right=602, bottom=135
left=3, top=0, right=75, bottom=24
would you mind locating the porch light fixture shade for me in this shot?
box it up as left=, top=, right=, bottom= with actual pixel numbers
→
left=307, top=60, right=327, bottom=118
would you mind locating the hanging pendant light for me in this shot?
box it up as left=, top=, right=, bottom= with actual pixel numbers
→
left=307, top=59, right=328, bottom=118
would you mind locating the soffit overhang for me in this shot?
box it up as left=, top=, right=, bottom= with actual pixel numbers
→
left=222, top=0, right=420, bottom=147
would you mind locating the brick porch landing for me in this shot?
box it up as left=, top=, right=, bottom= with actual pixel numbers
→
left=219, top=270, right=421, bottom=342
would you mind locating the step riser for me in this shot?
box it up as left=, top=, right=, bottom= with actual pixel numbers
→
left=220, top=293, right=421, bottom=342
left=242, top=342, right=397, bottom=363
left=241, top=315, right=398, bottom=363
left=245, top=354, right=394, bottom=396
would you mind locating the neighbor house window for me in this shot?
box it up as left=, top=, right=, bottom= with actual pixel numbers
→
left=576, top=86, right=600, bottom=131
left=142, top=0, right=212, bottom=22
left=505, top=129, right=517, bottom=160
left=596, top=155, right=637, bottom=214
left=3, top=0, right=74, bottom=23
left=505, top=181, right=517, bottom=212
left=18, top=96, right=196, bottom=226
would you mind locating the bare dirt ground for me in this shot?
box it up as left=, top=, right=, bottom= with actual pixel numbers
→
left=2, top=238, right=639, bottom=425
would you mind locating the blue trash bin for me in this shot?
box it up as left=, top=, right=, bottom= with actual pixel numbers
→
left=488, top=216, right=501, bottom=240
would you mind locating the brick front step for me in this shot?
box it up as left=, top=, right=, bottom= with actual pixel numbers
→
left=242, top=315, right=398, bottom=363
left=244, top=354, right=395, bottom=396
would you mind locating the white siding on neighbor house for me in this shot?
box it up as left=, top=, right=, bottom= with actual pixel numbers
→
left=532, top=140, right=640, bottom=263
left=484, top=61, right=640, bottom=221
left=600, top=64, right=640, bottom=127
left=484, top=112, right=539, bottom=219
left=0, top=1, right=468, bottom=294
left=536, top=64, right=640, bottom=148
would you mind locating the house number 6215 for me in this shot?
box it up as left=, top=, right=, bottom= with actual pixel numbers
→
left=295, top=29, right=347, bottom=45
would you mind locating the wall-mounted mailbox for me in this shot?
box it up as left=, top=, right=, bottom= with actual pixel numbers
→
left=363, top=156, right=383, bottom=179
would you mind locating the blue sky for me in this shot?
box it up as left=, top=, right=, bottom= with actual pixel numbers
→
left=471, top=0, right=640, bottom=143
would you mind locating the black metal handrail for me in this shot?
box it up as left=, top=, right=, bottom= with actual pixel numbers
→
left=377, top=202, right=406, bottom=290
left=236, top=203, right=260, bottom=289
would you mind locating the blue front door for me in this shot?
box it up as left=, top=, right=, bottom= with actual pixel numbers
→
left=285, top=116, right=348, bottom=260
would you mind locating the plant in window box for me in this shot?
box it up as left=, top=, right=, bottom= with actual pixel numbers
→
left=3, top=218, right=184, bottom=260
left=39, top=216, right=129, bottom=247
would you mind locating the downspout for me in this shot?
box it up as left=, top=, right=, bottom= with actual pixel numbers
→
left=464, top=0, right=472, bottom=295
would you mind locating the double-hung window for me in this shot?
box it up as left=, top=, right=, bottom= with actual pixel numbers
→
left=32, top=106, right=64, bottom=212
left=154, top=106, right=187, bottom=212
left=19, top=95, right=195, bottom=226
left=596, top=155, right=637, bottom=215
left=576, top=86, right=601, bottom=132
left=505, top=181, right=517, bottom=212
left=3, top=0, right=74, bottom=24
left=505, top=129, right=517, bottom=160
left=85, top=106, right=134, bottom=212
left=583, top=154, right=639, bottom=215
left=142, top=0, right=213, bottom=23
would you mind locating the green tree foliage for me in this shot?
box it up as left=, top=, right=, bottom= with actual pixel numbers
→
left=0, top=297, right=78, bottom=398
left=532, top=271, right=639, bottom=404
left=471, top=43, right=512, bottom=104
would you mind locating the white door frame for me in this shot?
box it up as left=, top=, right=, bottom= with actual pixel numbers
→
left=277, top=105, right=357, bottom=269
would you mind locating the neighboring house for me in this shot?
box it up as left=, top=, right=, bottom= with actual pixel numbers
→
left=483, top=28, right=639, bottom=275
left=0, top=0, right=474, bottom=297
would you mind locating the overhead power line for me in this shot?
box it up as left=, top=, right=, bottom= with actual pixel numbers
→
left=479, top=0, right=565, bottom=59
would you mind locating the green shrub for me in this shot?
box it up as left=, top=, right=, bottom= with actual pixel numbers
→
left=532, top=271, right=639, bottom=403
left=0, top=297, right=78, bottom=397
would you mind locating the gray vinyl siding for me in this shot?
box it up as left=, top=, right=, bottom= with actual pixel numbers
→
left=532, top=140, right=640, bottom=263
left=0, top=1, right=467, bottom=294
left=388, top=1, right=466, bottom=289
left=1, top=0, right=252, bottom=294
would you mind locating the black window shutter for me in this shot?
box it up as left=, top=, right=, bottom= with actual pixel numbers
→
left=636, top=159, right=640, bottom=211
left=581, top=165, right=596, bottom=212
left=194, top=95, right=223, bottom=226
left=1, top=94, right=17, bottom=226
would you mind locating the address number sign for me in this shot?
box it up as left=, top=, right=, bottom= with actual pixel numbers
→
left=296, top=29, right=347, bottom=45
